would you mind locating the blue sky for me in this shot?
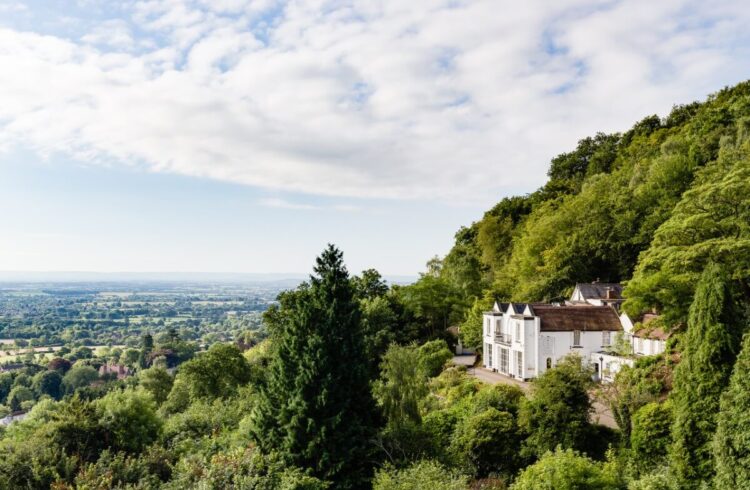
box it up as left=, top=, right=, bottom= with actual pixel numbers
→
left=0, top=147, right=483, bottom=275
left=0, top=0, right=749, bottom=275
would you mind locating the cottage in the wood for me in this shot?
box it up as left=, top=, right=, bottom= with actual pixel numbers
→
left=482, top=302, right=623, bottom=380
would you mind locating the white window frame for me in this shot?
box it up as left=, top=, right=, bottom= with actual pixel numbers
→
left=602, top=331, right=611, bottom=347
left=500, top=348, right=509, bottom=374
left=573, top=330, right=581, bottom=347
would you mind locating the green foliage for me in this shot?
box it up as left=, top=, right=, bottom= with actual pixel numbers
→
left=373, top=460, right=469, bottom=490
left=32, top=370, right=63, bottom=400
left=62, top=365, right=99, bottom=394
left=627, top=469, right=674, bottom=490
left=669, top=263, right=742, bottom=486
left=139, top=366, right=174, bottom=405
left=713, top=333, right=750, bottom=488
left=353, top=268, right=389, bottom=300
left=252, top=245, right=377, bottom=488
left=95, top=388, right=162, bottom=453
left=374, top=344, right=428, bottom=428
left=630, top=402, right=672, bottom=471
left=603, top=358, right=667, bottom=441
left=459, top=297, right=490, bottom=351
left=400, top=267, right=464, bottom=338
left=418, top=339, right=453, bottom=378
left=173, top=343, right=250, bottom=402
left=471, top=384, right=525, bottom=416
left=450, top=407, right=520, bottom=477
left=510, top=448, right=624, bottom=490
left=519, top=355, right=593, bottom=458
left=74, top=446, right=174, bottom=489
left=360, top=295, right=402, bottom=377
left=0, top=435, right=77, bottom=489
left=427, top=81, right=750, bottom=305
left=626, top=124, right=750, bottom=322
left=6, top=385, right=34, bottom=411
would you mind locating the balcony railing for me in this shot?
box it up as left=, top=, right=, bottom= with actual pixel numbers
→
left=494, top=333, right=512, bottom=345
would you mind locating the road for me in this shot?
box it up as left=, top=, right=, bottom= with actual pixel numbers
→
left=453, top=355, right=618, bottom=429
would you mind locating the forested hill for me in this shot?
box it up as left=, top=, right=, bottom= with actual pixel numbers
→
left=432, top=80, right=750, bottom=331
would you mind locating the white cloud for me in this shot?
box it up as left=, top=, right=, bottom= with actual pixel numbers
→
left=0, top=0, right=749, bottom=201
left=258, top=197, right=361, bottom=212
left=258, top=197, right=319, bottom=210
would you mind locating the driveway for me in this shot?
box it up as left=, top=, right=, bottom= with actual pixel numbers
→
left=452, top=355, right=618, bottom=429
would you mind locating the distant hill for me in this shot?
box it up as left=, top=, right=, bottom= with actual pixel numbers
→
left=0, top=271, right=416, bottom=286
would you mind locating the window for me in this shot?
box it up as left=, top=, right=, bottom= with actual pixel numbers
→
left=573, top=330, right=581, bottom=347
left=516, top=351, right=523, bottom=378
left=486, top=343, right=493, bottom=366
left=602, top=331, right=611, bottom=346
left=515, top=322, right=521, bottom=342
left=546, top=357, right=552, bottom=370
left=500, top=348, right=509, bottom=374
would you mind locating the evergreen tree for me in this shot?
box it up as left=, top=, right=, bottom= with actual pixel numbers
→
left=670, top=263, right=742, bottom=486
left=139, top=333, right=154, bottom=369
left=251, top=245, right=378, bottom=488
left=713, top=332, right=750, bottom=488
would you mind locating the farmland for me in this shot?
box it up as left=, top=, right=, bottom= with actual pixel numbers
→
left=0, top=280, right=288, bottom=364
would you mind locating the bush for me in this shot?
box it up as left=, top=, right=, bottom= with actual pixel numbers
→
left=419, top=340, right=454, bottom=378
left=630, top=402, right=671, bottom=470
left=519, top=355, right=593, bottom=458
left=511, top=448, right=623, bottom=490
left=450, top=408, right=520, bottom=477
left=627, top=467, right=673, bottom=489
left=373, top=460, right=468, bottom=490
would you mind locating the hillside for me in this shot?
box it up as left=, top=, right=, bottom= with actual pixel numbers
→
left=432, top=80, right=750, bottom=329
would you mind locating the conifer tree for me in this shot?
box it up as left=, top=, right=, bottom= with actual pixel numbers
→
left=713, top=332, right=750, bottom=488
left=669, top=263, right=742, bottom=486
left=251, top=245, right=377, bottom=488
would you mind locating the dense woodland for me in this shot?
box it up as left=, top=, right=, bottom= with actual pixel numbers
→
left=0, top=81, right=749, bottom=489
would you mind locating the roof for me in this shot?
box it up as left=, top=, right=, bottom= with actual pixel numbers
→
left=485, top=302, right=530, bottom=316
left=529, top=305, right=623, bottom=332
left=574, top=283, right=623, bottom=300
left=633, top=327, right=670, bottom=341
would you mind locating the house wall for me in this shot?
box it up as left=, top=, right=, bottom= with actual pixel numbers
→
left=483, top=311, right=618, bottom=380
left=590, top=352, right=635, bottom=383
left=536, top=330, right=611, bottom=371
left=633, top=336, right=666, bottom=356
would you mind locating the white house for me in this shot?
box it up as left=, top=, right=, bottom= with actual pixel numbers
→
left=618, top=311, right=668, bottom=356
left=482, top=302, right=623, bottom=381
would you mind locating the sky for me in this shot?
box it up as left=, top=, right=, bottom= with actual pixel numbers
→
left=0, top=0, right=749, bottom=277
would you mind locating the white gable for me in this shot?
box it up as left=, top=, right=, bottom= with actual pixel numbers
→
left=619, top=312, right=634, bottom=333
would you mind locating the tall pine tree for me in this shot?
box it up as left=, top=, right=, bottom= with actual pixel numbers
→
left=670, top=263, right=742, bottom=486
left=713, top=332, right=750, bottom=488
left=251, top=245, right=378, bottom=488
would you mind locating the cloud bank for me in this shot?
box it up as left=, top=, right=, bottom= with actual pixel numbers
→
left=0, top=0, right=748, bottom=200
